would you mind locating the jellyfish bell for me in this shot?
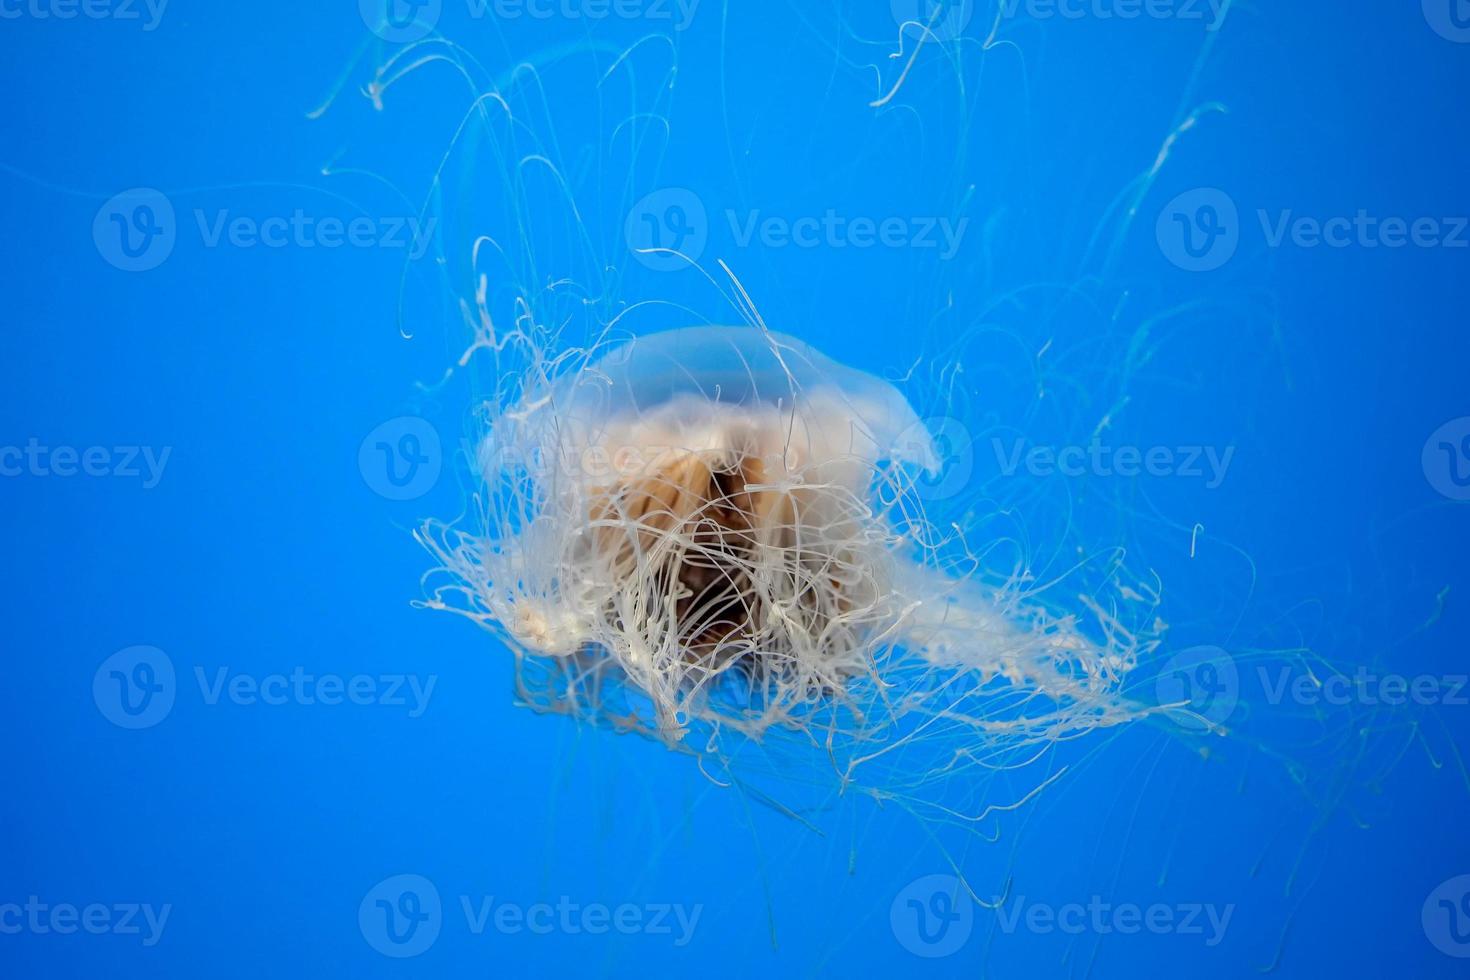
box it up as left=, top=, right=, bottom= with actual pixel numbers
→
left=558, top=325, right=944, bottom=478
left=481, top=327, right=934, bottom=703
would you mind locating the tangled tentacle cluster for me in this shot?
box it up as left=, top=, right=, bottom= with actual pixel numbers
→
left=419, top=326, right=1160, bottom=807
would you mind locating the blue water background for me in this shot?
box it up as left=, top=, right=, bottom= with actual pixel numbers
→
left=2, top=2, right=1468, bottom=976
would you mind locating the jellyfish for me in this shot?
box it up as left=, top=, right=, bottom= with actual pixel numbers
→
left=419, top=322, right=1157, bottom=818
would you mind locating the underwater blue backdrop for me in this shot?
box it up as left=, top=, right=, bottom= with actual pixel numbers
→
left=3, top=1, right=1468, bottom=977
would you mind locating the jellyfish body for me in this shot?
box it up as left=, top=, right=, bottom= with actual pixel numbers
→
left=424, top=325, right=1147, bottom=777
